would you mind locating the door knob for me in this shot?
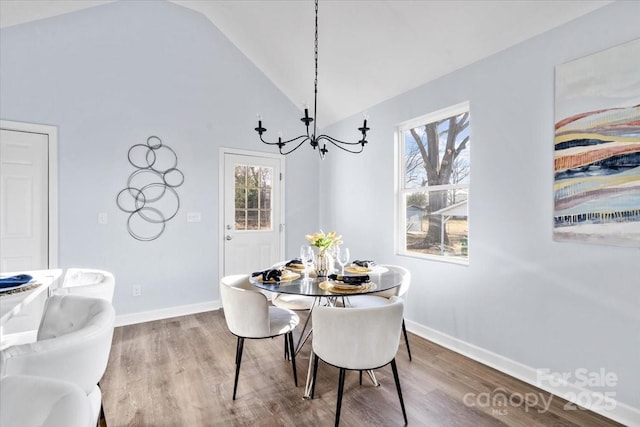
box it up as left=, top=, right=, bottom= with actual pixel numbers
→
left=226, top=235, right=232, bottom=240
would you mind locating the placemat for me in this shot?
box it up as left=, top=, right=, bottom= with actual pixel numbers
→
left=0, top=282, right=41, bottom=296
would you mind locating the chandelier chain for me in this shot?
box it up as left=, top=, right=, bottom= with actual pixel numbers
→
left=314, top=0, right=319, bottom=98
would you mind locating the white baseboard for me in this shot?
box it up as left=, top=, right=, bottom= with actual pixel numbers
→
left=115, top=300, right=221, bottom=327
left=406, top=319, right=640, bottom=427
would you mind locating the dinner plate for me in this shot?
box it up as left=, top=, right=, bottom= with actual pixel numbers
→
left=344, top=265, right=371, bottom=274
left=255, top=271, right=301, bottom=283
left=285, top=264, right=306, bottom=272
left=344, top=265, right=388, bottom=274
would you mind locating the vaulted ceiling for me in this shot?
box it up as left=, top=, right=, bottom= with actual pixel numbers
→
left=0, top=0, right=612, bottom=126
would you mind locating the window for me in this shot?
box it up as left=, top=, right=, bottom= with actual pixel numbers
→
left=397, top=102, right=470, bottom=263
left=234, top=164, right=273, bottom=230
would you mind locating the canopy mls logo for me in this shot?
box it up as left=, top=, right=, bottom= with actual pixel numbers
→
left=462, top=368, right=618, bottom=416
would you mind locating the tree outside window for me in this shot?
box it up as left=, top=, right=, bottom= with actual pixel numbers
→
left=398, top=102, right=470, bottom=263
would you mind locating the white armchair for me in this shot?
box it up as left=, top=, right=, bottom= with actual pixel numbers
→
left=310, top=296, right=407, bottom=426
left=347, top=265, right=412, bottom=360
left=220, top=274, right=300, bottom=400
left=54, top=268, right=115, bottom=302
left=1, top=375, right=92, bottom=427
left=0, top=295, right=116, bottom=426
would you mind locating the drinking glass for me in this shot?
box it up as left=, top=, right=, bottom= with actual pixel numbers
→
left=300, top=245, right=315, bottom=279
left=336, top=247, right=350, bottom=275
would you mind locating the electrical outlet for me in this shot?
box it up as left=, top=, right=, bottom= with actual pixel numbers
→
left=132, top=285, right=141, bottom=297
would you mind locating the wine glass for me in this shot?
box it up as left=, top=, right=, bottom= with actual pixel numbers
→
left=336, top=246, right=350, bottom=275
left=300, top=245, right=315, bottom=279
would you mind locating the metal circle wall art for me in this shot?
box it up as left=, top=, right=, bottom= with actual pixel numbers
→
left=117, top=136, right=184, bottom=241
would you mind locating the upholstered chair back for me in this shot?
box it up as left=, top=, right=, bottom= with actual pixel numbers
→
left=220, top=274, right=271, bottom=338
left=312, top=296, right=404, bottom=370
left=55, top=268, right=115, bottom=303
left=0, top=375, right=92, bottom=427
left=0, top=295, right=115, bottom=424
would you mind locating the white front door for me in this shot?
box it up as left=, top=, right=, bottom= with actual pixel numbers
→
left=222, top=151, right=284, bottom=276
left=0, top=129, right=49, bottom=271
left=0, top=122, right=57, bottom=347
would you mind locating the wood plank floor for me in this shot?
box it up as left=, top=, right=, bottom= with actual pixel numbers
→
left=101, top=310, right=622, bottom=426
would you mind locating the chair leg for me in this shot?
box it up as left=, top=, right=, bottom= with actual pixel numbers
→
left=287, top=332, right=298, bottom=387
left=284, top=336, right=290, bottom=361
left=233, top=337, right=245, bottom=400
left=359, top=370, right=362, bottom=386
left=391, top=359, right=408, bottom=425
left=335, top=368, right=346, bottom=427
left=311, top=353, right=319, bottom=399
left=402, top=319, right=412, bottom=361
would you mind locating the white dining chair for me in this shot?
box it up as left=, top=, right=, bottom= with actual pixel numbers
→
left=1, top=375, right=92, bottom=427
left=0, top=295, right=116, bottom=426
left=54, top=268, right=115, bottom=303
left=347, top=265, right=412, bottom=360
left=220, top=274, right=300, bottom=400
left=310, top=296, right=407, bottom=426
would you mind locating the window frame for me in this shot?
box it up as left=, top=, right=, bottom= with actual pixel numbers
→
left=395, top=101, right=470, bottom=265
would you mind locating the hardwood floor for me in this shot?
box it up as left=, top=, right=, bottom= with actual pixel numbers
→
left=101, top=310, right=622, bottom=426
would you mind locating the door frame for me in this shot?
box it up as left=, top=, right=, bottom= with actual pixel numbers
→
left=218, top=147, right=285, bottom=278
left=0, top=120, right=59, bottom=270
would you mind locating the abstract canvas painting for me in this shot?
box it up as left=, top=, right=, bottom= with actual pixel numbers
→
left=554, top=38, right=640, bottom=247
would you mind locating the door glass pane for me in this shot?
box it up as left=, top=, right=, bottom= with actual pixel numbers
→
left=235, top=210, right=246, bottom=230
left=234, top=164, right=273, bottom=231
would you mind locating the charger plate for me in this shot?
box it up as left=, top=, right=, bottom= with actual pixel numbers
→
left=319, top=281, right=375, bottom=294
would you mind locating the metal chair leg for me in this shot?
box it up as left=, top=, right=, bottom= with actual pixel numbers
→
left=233, top=337, right=245, bottom=400
left=311, top=353, right=319, bottom=399
left=284, top=336, right=289, bottom=360
left=402, top=319, right=412, bottom=361
left=391, top=359, right=408, bottom=425
left=287, top=332, right=298, bottom=386
left=335, top=368, right=346, bottom=427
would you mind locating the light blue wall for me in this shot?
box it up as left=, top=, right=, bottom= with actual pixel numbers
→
left=322, top=0, right=640, bottom=412
left=0, top=0, right=319, bottom=314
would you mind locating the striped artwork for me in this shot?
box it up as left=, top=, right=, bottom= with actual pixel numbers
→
left=554, top=38, right=640, bottom=247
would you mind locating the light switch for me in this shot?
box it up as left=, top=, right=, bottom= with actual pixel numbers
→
left=98, top=212, right=108, bottom=225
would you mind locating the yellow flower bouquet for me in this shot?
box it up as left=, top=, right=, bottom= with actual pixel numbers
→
left=305, top=231, right=342, bottom=253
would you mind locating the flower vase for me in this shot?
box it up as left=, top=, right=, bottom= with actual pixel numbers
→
left=314, top=249, right=334, bottom=278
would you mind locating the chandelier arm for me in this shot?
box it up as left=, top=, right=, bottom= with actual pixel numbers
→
left=278, top=137, right=310, bottom=155
left=317, top=134, right=367, bottom=146
left=317, top=135, right=366, bottom=154
left=261, top=133, right=310, bottom=146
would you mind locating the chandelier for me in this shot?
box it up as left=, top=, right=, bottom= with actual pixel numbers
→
left=254, top=0, right=369, bottom=159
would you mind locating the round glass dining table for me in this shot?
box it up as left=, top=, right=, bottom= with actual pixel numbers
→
left=250, top=265, right=404, bottom=399
left=250, top=265, right=403, bottom=298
